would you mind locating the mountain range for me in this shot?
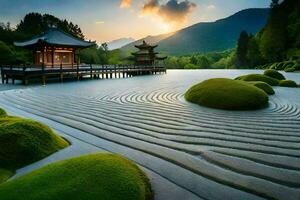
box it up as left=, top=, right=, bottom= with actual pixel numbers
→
left=120, top=8, right=270, bottom=55
left=107, top=37, right=135, bottom=50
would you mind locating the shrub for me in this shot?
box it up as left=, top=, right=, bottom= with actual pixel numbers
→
left=0, top=108, right=7, bottom=118
left=264, top=69, right=285, bottom=80
left=246, top=81, right=275, bottom=95
left=0, top=154, right=153, bottom=200
left=0, top=117, right=69, bottom=170
left=279, top=80, right=298, bottom=88
left=293, top=64, right=300, bottom=71
left=185, top=78, right=269, bottom=110
left=235, top=74, right=279, bottom=86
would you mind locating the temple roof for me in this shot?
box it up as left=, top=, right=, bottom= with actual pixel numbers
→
left=14, top=28, right=95, bottom=48
left=135, top=40, right=157, bottom=49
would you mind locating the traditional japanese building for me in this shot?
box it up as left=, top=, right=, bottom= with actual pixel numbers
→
left=132, top=41, right=166, bottom=66
left=14, top=27, right=95, bottom=68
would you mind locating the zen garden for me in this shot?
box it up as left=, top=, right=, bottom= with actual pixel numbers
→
left=0, top=0, right=299, bottom=200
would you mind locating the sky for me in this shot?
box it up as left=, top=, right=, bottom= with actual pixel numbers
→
left=0, top=0, right=271, bottom=43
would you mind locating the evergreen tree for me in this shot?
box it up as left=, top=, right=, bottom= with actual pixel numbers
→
left=236, top=30, right=249, bottom=68
left=198, top=56, right=210, bottom=69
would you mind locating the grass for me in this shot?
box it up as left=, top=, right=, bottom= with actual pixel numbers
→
left=185, top=78, right=269, bottom=110
left=0, top=153, right=153, bottom=200
left=279, top=80, right=298, bottom=88
left=0, top=108, right=69, bottom=183
left=246, top=81, right=275, bottom=95
left=235, top=74, right=279, bottom=86
left=264, top=69, right=285, bottom=80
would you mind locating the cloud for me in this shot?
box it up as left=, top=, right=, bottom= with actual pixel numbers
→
left=141, top=0, right=196, bottom=23
left=95, top=21, right=105, bottom=24
left=207, top=4, right=216, bottom=10
left=120, top=0, right=132, bottom=8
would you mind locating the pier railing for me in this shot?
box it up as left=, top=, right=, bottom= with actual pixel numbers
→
left=0, top=64, right=166, bottom=85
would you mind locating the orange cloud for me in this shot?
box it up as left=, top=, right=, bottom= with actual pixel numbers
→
left=141, top=0, right=196, bottom=23
left=120, top=0, right=132, bottom=8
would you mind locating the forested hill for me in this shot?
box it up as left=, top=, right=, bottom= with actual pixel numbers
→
left=157, top=8, right=270, bottom=55
left=255, top=0, right=300, bottom=63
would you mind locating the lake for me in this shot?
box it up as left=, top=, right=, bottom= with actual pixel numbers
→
left=0, top=69, right=300, bottom=200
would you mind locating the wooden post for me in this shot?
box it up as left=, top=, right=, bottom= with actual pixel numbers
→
left=60, top=63, right=63, bottom=82
left=105, top=65, right=108, bottom=79
left=52, top=46, right=54, bottom=68
left=114, top=65, right=117, bottom=79
left=0, top=65, right=4, bottom=84
left=90, top=64, right=93, bottom=79
left=77, top=49, right=80, bottom=80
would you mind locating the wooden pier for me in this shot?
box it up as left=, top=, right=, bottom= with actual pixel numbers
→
left=0, top=65, right=166, bottom=85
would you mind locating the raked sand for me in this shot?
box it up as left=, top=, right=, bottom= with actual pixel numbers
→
left=0, top=70, right=300, bottom=200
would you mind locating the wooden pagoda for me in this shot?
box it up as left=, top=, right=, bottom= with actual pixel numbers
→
left=14, top=27, right=95, bottom=68
left=132, top=41, right=166, bottom=65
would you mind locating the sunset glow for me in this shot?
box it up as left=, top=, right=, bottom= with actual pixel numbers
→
left=0, top=0, right=271, bottom=43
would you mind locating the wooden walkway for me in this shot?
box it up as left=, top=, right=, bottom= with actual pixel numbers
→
left=0, top=65, right=166, bottom=85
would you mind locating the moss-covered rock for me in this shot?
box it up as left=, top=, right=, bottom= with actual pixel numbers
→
left=185, top=78, right=269, bottom=110
left=246, top=81, right=275, bottom=95
left=285, top=67, right=296, bottom=72
left=279, top=80, right=298, bottom=88
left=264, top=69, right=285, bottom=80
left=0, top=108, right=7, bottom=118
left=235, top=74, right=279, bottom=86
left=0, top=117, right=69, bottom=170
left=0, top=153, right=153, bottom=200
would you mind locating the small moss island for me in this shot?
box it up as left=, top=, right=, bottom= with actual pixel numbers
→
left=0, top=109, right=69, bottom=183
left=279, top=80, right=298, bottom=88
left=264, top=69, right=286, bottom=80
left=247, top=81, right=275, bottom=95
left=235, top=74, right=279, bottom=86
left=0, top=153, right=153, bottom=200
left=185, top=78, right=269, bottom=110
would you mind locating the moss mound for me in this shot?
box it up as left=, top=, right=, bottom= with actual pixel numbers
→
left=264, top=69, right=285, bottom=80
left=246, top=81, right=275, bottom=95
left=0, top=153, right=153, bottom=200
left=0, top=117, right=69, bottom=171
left=279, top=80, right=298, bottom=88
left=185, top=78, right=269, bottom=110
left=285, top=67, right=296, bottom=72
left=0, top=109, right=7, bottom=118
left=236, top=74, right=279, bottom=86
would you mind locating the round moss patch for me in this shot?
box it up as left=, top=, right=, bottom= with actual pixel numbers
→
left=0, top=108, right=7, bottom=118
left=279, top=80, right=298, bottom=88
left=235, top=74, right=279, bottom=86
left=246, top=81, right=275, bottom=95
left=0, top=117, right=69, bottom=170
left=185, top=78, right=269, bottom=110
left=264, top=69, right=285, bottom=80
left=0, top=153, right=153, bottom=200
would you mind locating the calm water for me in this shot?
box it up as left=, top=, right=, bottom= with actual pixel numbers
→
left=1, top=70, right=300, bottom=200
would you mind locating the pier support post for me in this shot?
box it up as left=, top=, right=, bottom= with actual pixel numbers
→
left=90, top=64, right=93, bottom=79
left=60, top=63, right=63, bottom=82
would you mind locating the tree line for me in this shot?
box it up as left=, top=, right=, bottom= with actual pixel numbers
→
left=0, top=13, right=123, bottom=65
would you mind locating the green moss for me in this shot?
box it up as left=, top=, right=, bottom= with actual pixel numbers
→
left=0, top=153, right=153, bottom=200
left=0, top=117, right=69, bottom=171
left=185, top=78, right=269, bottom=110
left=246, top=81, right=275, bottom=95
left=0, top=169, right=13, bottom=184
left=285, top=67, right=296, bottom=72
left=264, top=69, right=285, bottom=80
left=279, top=80, right=298, bottom=88
left=235, top=74, right=279, bottom=86
left=0, top=109, right=7, bottom=118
